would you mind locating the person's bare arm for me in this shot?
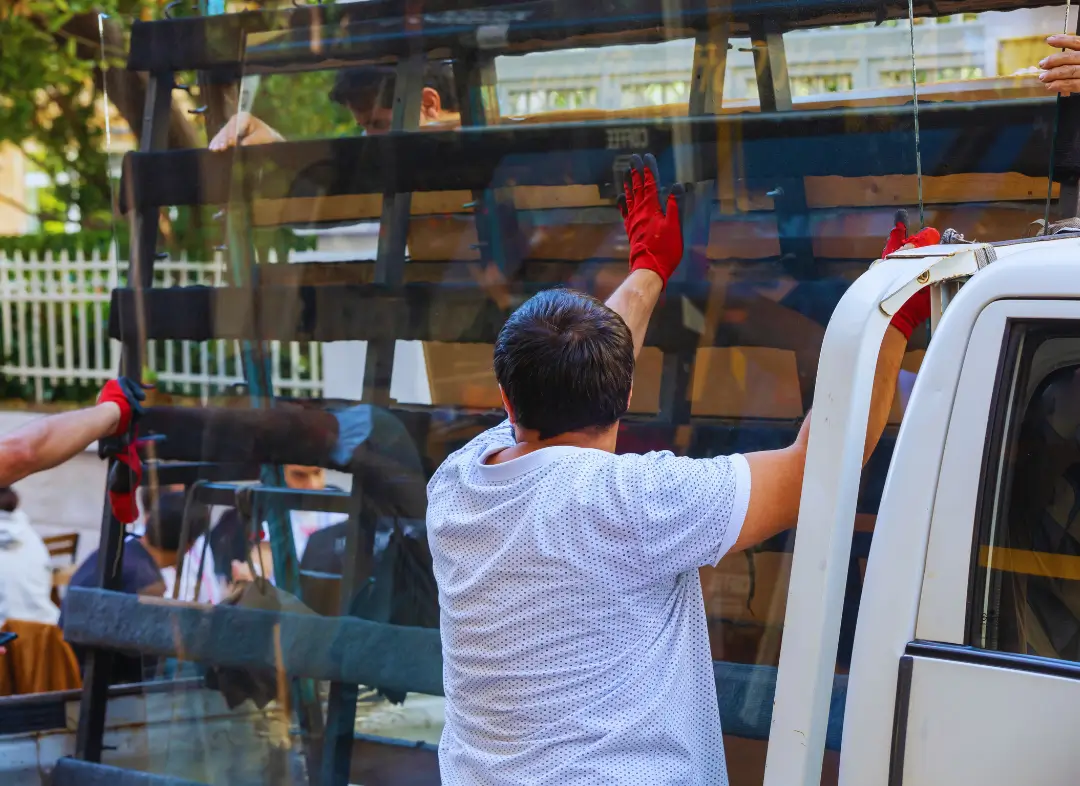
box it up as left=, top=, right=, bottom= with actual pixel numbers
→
left=605, top=269, right=664, bottom=359
left=732, top=412, right=810, bottom=552
left=0, top=404, right=121, bottom=487
left=864, top=324, right=907, bottom=462
left=731, top=319, right=908, bottom=552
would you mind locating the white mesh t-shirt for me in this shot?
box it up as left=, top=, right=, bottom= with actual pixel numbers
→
left=426, top=420, right=751, bottom=785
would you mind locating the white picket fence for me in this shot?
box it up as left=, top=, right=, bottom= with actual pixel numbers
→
left=0, top=248, right=323, bottom=402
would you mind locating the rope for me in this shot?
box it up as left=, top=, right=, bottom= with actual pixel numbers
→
left=1044, top=0, right=1074, bottom=232
left=906, top=0, right=925, bottom=229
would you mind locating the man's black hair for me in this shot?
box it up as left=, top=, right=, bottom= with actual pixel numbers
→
left=143, top=490, right=206, bottom=554
left=328, top=62, right=458, bottom=112
left=493, top=289, right=634, bottom=441
left=0, top=487, right=17, bottom=513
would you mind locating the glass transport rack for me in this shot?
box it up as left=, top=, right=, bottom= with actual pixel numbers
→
left=36, top=0, right=1079, bottom=785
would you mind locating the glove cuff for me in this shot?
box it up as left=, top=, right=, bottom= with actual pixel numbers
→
left=890, top=288, right=931, bottom=341
left=630, top=251, right=673, bottom=289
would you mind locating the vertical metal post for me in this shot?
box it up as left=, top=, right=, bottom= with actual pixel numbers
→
left=219, top=27, right=325, bottom=776
left=75, top=69, right=174, bottom=763
left=748, top=18, right=813, bottom=280
left=656, top=17, right=729, bottom=427
left=364, top=53, right=426, bottom=406
left=454, top=52, right=525, bottom=279
left=324, top=48, right=428, bottom=786
left=320, top=482, right=377, bottom=786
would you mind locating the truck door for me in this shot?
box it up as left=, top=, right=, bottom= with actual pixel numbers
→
left=840, top=245, right=1080, bottom=786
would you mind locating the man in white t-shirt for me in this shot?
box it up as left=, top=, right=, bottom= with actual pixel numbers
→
left=426, top=155, right=900, bottom=784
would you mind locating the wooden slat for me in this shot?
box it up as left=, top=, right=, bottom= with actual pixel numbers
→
left=250, top=171, right=1055, bottom=227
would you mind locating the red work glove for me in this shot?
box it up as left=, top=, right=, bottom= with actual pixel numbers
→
left=97, top=377, right=146, bottom=437
left=882, top=210, right=941, bottom=340
left=618, top=153, right=685, bottom=288
left=109, top=442, right=142, bottom=524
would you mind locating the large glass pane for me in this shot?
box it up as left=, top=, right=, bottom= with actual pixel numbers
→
left=58, top=2, right=1073, bottom=786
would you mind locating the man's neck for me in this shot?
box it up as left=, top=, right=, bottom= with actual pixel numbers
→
left=485, top=424, right=618, bottom=465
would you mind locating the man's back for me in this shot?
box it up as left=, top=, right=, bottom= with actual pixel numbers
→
left=427, top=421, right=749, bottom=785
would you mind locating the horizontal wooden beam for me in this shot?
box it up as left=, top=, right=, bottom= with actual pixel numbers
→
left=247, top=171, right=1056, bottom=228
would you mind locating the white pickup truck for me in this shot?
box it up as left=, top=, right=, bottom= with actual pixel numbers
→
left=768, top=231, right=1080, bottom=786
left=4, top=233, right=1079, bottom=786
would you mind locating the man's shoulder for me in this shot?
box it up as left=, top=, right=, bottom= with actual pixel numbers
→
left=428, top=421, right=515, bottom=487
left=121, top=541, right=165, bottom=593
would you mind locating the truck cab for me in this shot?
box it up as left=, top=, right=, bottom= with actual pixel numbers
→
left=770, top=232, right=1080, bottom=786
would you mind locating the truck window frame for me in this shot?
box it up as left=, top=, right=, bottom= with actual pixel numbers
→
left=965, top=319, right=1080, bottom=652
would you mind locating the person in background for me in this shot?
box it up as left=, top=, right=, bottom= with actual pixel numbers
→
left=0, top=486, right=59, bottom=626
left=61, top=490, right=209, bottom=683
left=208, top=61, right=460, bottom=150
left=219, top=465, right=349, bottom=586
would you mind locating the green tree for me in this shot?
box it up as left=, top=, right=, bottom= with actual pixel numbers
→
left=0, top=1, right=201, bottom=231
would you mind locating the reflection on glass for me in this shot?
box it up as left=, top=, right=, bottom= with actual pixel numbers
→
left=50, top=2, right=1073, bottom=786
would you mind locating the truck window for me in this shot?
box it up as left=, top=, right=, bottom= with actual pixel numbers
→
left=971, top=327, right=1080, bottom=661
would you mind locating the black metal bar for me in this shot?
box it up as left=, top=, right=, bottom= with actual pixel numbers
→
left=749, top=18, right=791, bottom=112
left=906, top=639, right=1080, bottom=680
left=886, top=654, right=914, bottom=786
left=64, top=587, right=855, bottom=748
left=106, top=280, right=718, bottom=347
left=320, top=481, right=378, bottom=786
left=64, top=587, right=445, bottom=694
left=130, top=73, right=174, bottom=294
left=192, top=481, right=353, bottom=513
left=73, top=495, right=129, bottom=761
left=749, top=18, right=815, bottom=279
left=54, top=758, right=204, bottom=786
left=119, top=98, right=1057, bottom=212
left=454, top=52, right=525, bottom=279
left=76, top=65, right=175, bottom=763
left=126, top=0, right=1064, bottom=73
left=364, top=52, right=426, bottom=408
left=149, top=461, right=262, bottom=485
left=658, top=14, right=729, bottom=425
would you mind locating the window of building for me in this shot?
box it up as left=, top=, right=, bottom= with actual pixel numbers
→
left=878, top=65, right=984, bottom=87
left=790, top=73, right=854, bottom=96
left=505, top=86, right=598, bottom=114
left=970, top=327, right=1080, bottom=662
left=619, top=79, right=689, bottom=108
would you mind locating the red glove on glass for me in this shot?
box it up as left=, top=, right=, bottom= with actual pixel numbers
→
left=109, top=442, right=142, bottom=524
left=618, top=153, right=685, bottom=288
left=882, top=210, right=941, bottom=340
left=97, top=377, right=146, bottom=437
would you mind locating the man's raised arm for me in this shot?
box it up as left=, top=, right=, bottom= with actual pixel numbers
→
left=604, top=154, right=684, bottom=356
left=0, top=378, right=143, bottom=488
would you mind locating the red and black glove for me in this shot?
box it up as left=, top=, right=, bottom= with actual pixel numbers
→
left=618, top=153, right=685, bottom=288
left=97, top=377, right=146, bottom=437
left=882, top=210, right=941, bottom=340
left=109, top=443, right=142, bottom=524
